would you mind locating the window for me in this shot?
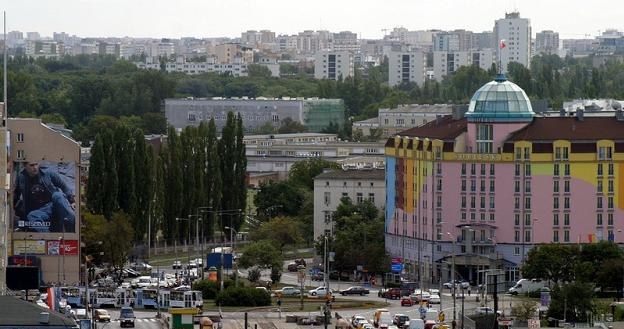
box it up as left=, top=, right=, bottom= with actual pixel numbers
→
left=461, top=212, right=466, bottom=221
left=597, top=180, right=603, bottom=192
left=489, top=196, right=495, bottom=208
left=188, top=113, right=197, bottom=122
left=436, top=212, right=442, bottom=224
left=324, top=211, right=332, bottom=224
left=515, top=214, right=520, bottom=226
left=514, top=247, right=520, bottom=255
left=515, top=164, right=521, bottom=176
left=17, top=149, right=24, bottom=160
left=368, top=193, right=375, bottom=203
left=598, top=146, right=613, bottom=160
left=564, top=213, right=570, bottom=226
left=564, top=180, right=570, bottom=193
left=554, top=181, right=560, bottom=193
left=525, top=180, right=531, bottom=193
left=436, top=195, right=442, bottom=208
left=553, top=230, right=559, bottom=242
left=470, top=212, right=476, bottom=221
left=514, top=230, right=520, bottom=242
left=476, top=124, right=493, bottom=153
left=461, top=163, right=466, bottom=176
left=461, top=196, right=466, bottom=208
left=436, top=179, right=442, bottom=191
left=608, top=163, right=614, bottom=176
left=564, top=197, right=570, bottom=209
left=525, top=164, right=531, bottom=176
left=608, top=213, right=614, bottom=226
left=16, top=133, right=24, bottom=142
left=470, top=196, right=476, bottom=208
left=597, top=164, right=603, bottom=176
left=470, top=180, right=476, bottom=192
left=480, top=213, right=486, bottom=221
left=524, top=147, right=531, bottom=160
left=608, top=196, right=614, bottom=209
left=480, top=196, right=485, bottom=209
left=480, top=164, right=486, bottom=176
left=563, top=147, right=569, bottom=160
left=490, top=180, right=495, bottom=192
left=564, top=164, right=570, bottom=176
left=461, top=180, right=466, bottom=192
left=597, top=213, right=603, bottom=226
left=553, top=213, right=559, bottom=226
left=342, top=192, right=348, bottom=199
left=608, top=180, right=614, bottom=193
left=564, top=230, right=570, bottom=242
left=356, top=193, right=363, bottom=203
left=597, top=197, right=603, bottom=209
left=435, top=147, right=442, bottom=160
left=514, top=181, right=520, bottom=193
left=515, top=147, right=522, bottom=160
left=471, top=163, right=476, bottom=175
left=553, top=164, right=560, bottom=176
left=555, top=147, right=561, bottom=160
left=525, top=197, right=531, bottom=209
left=553, top=197, right=559, bottom=209
left=514, top=197, right=520, bottom=209
left=525, top=230, right=531, bottom=243
left=490, top=164, right=495, bottom=175
left=480, top=180, right=486, bottom=192
left=324, top=192, right=331, bottom=205
left=436, top=163, right=442, bottom=174
left=489, top=213, right=495, bottom=221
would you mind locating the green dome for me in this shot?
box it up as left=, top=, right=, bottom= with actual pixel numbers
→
left=465, top=74, right=534, bottom=122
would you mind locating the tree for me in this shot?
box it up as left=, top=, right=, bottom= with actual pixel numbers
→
left=511, top=300, right=539, bottom=324
left=40, top=113, right=68, bottom=126
left=247, top=64, right=272, bottom=78
left=547, top=282, right=595, bottom=323
left=277, top=117, right=307, bottom=134
left=288, top=158, right=341, bottom=190
left=82, top=211, right=134, bottom=268
left=237, top=240, right=283, bottom=269
left=254, top=181, right=304, bottom=220
left=521, top=244, right=579, bottom=284
left=250, top=216, right=303, bottom=252
left=86, top=133, right=106, bottom=214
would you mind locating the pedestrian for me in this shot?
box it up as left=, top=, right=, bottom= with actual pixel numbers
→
left=468, top=287, right=471, bottom=296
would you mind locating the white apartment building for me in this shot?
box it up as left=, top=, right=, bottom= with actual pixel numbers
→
left=314, top=51, right=354, bottom=80
left=388, top=50, right=426, bottom=87
left=25, top=40, right=63, bottom=58
left=330, top=31, right=359, bottom=52
left=313, top=169, right=386, bottom=238
left=136, top=56, right=248, bottom=76
left=432, top=50, right=495, bottom=80
left=535, top=30, right=560, bottom=55
left=433, top=30, right=474, bottom=52
left=149, top=41, right=175, bottom=57
left=494, top=11, right=531, bottom=72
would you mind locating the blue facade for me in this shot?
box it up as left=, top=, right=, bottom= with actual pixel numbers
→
left=385, top=156, right=396, bottom=232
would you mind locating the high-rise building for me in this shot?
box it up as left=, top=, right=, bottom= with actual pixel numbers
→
left=433, top=30, right=474, bottom=52
left=388, top=50, right=426, bottom=87
left=535, top=30, right=560, bottom=55
left=314, top=51, right=354, bottom=80
left=494, top=12, right=531, bottom=72
left=432, top=50, right=495, bottom=81
left=331, top=31, right=359, bottom=52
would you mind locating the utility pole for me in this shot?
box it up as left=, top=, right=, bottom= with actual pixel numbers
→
left=0, top=11, right=9, bottom=293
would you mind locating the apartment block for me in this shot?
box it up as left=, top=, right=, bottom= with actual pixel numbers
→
left=494, top=11, right=532, bottom=72
left=433, top=50, right=495, bottom=80
left=314, top=51, right=354, bottom=80
left=388, top=50, right=426, bottom=87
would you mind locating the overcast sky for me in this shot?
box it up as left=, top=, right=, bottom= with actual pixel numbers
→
left=3, top=0, right=622, bottom=39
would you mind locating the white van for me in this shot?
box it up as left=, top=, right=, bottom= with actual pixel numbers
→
left=407, top=319, right=424, bottom=329
left=508, top=279, right=545, bottom=295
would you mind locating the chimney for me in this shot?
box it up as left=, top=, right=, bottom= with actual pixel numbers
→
left=576, top=109, right=584, bottom=121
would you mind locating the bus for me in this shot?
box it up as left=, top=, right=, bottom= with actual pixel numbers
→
left=60, top=287, right=84, bottom=308
left=134, top=289, right=158, bottom=309
left=169, top=290, right=203, bottom=309
left=90, top=288, right=133, bottom=308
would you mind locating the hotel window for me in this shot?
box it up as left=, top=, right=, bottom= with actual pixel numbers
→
left=525, top=180, right=531, bottom=193
left=490, top=164, right=495, bottom=175
left=436, top=163, right=442, bottom=174
left=515, top=164, right=521, bottom=176
left=514, top=197, right=520, bottom=209
left=476, top=124, right=493, bottom=153
left=480, top=180, right=486, bottom=192
left=480, top=213, right=486, bottom=221
left=564, top=213, right=570, bottom=226
left=437, top=228, right=442, bottom=240
left=470, top=212, right=476, bottom=221
left=515, top=214, right=520, bottom=226
left=514, top=181, right=520, bottom=193
left=554, top=181, right=560, bottom=193
left=553, top=213, right=559, bottom=226
left=597, top=213, right=603, bottom=226
left=461, top=196, right=466, bottom=208
left=524, top=147, right=531, bottom=160
left=555, top=147, right=561, bottom=160
left=598, top=146, right=613, bottom=160
left=436, top=195, right=442, bottom=208
left=489, top=196, right=495, bottom=208
left=436, top=179, right=442, bottom=191
left=470, top=180, right=476, bottom=192
left=564, top=180, right=570, bottom=193
left=553, top=230, right=559, bottom=242
left=597, top=164, right=603, bottom=176
left=524, top=229, right=531, bottom=243
left=471, top=163, right=476, bottom=175
left=461, top=163, right=466, bottom=175
left=461, top=212, right=466, bottom=221
left=564, top=230, right=570, bottom=242
left=324, top=211, right=332, bottom=224
left=514, top=247, right=520, bottom=255
left=435, top=146, right=442, bottom=160
left=17, top=133, right=24, bottom=142
left=470, top=196, right=476, bottom=208
left=608, top=197, right=614, bottom=209
left=564, top=197, right=570, bottom=209
left=554, top=164, right=560, bottom=176
left=608, top=213, right=614, bottom=226
left=525, top=214, right=532, bottom=226
left=597, top=197, right=603, bottom=209
left=515, top=147, right=522, bottom=160
left=525, top=197, right=531, bottom=209
left=489, top=213, right=495, bottom=221
left=480, top=164, right=486, bottom=176
left=490, top=180, right=495, bottom=192
left=461, top=180, right=466, bottom=192
left=597, top=181, right=603, bottom=192
left=608, top=180, right=614, bottom=193
left=514, top=230, right=520, bottom=242
left=608, top=163, right=614, bottom=176
left=564, top=164, right=570, bottom=176
left=553, top=197, right=559, bottom=209
left=436, top=212, right=442, bottom=224
left=525, top=164, right=531, bottom=176
left=563, top=147, right=569, bottom=160
left=480, top=196, right=485, bottom=209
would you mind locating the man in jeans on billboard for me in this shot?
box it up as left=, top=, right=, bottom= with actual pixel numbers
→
left=13, top=161, right=76, bottom=233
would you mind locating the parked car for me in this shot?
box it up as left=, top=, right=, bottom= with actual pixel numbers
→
left=443, top=280, right=469, bottom=289
left=393, top=314, right=410, bottom=327
left=339, top=286, right=370, bottom=296
left=308, top=286, right=331, bottom=297
left=474, top=307, right=502, bottom=316
left=380, top=288, right=401, bottom=299
left=428, top=294, right=441, bottom=304
left=329, top=270, right=350, bottom=280
left=400, top=297, right=415, bottom=306
left=287, top=263, right=299, bottom=272
left=130, top=262, right=152, bottom=271
left=410, top=290, right=431, bottom=302
left=119, top=307, right=135, bottom=328
left=172, top=261, right=182, bottom=269
left=311, top=272, right=324, bottom=281
left=275, top=287, right=301, bottom=296
left=93, top=309, right=110, bottom=322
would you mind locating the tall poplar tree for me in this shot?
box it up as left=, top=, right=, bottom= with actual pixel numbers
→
left=133, top=129, right=151, bottom=241
left=233, top=113, right=247, bottom=230
left=218, top=112, right=237, bottom=232
left=114, top=125, right=136, bottom=215
left=163, top=126, right=183, bottom=242
left=86, top=133, right=106, bottom=214
left=102, top=129, right=118, bottom=219
left=204, top=119, right=221, bottom=242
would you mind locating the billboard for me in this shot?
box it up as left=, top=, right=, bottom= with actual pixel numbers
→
left=12, top=161, right=76, bottom=233
left=47, top=240, right=79, bottom=256
left=206, top=253, right=233, bottom=269
left=13, top=240, right=46, bottom=255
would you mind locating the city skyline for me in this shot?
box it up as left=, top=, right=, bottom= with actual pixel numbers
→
left=4, top=0, right=622, bottom=40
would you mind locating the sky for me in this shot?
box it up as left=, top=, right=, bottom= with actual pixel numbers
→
left=3, top=0, right=622, bottom=40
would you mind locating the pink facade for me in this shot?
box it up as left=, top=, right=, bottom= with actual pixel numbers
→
left=466, top=122, right=530, bottom=154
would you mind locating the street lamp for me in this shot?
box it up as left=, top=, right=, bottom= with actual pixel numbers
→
left=447, top=232, right=457, bottom=324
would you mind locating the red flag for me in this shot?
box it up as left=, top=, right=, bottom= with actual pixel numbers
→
left=499, top=39, right=506, bottom=49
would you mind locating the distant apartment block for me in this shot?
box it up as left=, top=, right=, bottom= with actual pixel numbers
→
left=330, top=31, right=359, bottom=52
left=135, top=56, right=249, bottom=76
left=494, top=11, right=531, bottom=72
left=241, top=30, right=276, bottom=47
left=433, top=50, right=495, bottom=80
left=25, top=40, right=63, bottom=58
left=314, top=51, right=354, bottom=80
left=535, top=30, right=560, bottom=55
left=165, top=98, right=345, bottom=133
left=388, top=50, right=426, bottom=87
left=215, top=43, right=253, bottom=64
left=433, top=29, right=474, bottom=52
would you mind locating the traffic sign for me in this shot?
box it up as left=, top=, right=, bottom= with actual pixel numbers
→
left=391, top=263, right=403, bottom=273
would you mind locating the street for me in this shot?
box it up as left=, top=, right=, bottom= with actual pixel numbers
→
left=94, top=309, right=164, bottom=329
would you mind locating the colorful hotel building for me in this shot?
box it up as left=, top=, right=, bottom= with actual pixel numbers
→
left=384, top=74, right=624, bottom=285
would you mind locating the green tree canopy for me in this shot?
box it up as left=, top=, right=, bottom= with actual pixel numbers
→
left=288, top=158, right=341, bottom=190
left=238, top=240, right=283, bottom=269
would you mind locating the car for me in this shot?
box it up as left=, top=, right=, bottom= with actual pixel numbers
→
left=393, top=314, right=410, bottom=327
left=443, top=280, right=469, bottom=289
left=474, top=307, right=502, bottom=316
left=311, top=272, right=324, bottom=281
left=380, top=288, right=401, bottom=299
left=428, top=288, right=439, bottom=295
left=275, top=286, right=301, bottom=296
left=410, top=290, right=431, bottom=302
left=119, top=282, right=131, bottom=289
left=429, top=294, right=441, bottom=304
left=93, top=309, right=110, bottom=322
left=351, top=315, right=367, bottom=327
left=287, top=262, right=299, bottom=272
left=172, top=261, right=182, bottom=269
left=130, top=262, right=152, bottom=272
left=340, top=286, right=370, bottom=296
left=308, top=286, right=331, bottom=297
left=362, top=324, right=375, bottom=329
left=119, top=307, right=135, bottom=328
left=400, top=297, right=414, bottom=306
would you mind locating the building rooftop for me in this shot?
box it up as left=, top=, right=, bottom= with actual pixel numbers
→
left=0, top=295, right=77, bottom=327
left=314, top=168, right=385, bottom=180
left=506, top=116, right=624, bottom=141
left=465, top=74, right=534, bottom=122
left=393, top=116, right=467, bottom=140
